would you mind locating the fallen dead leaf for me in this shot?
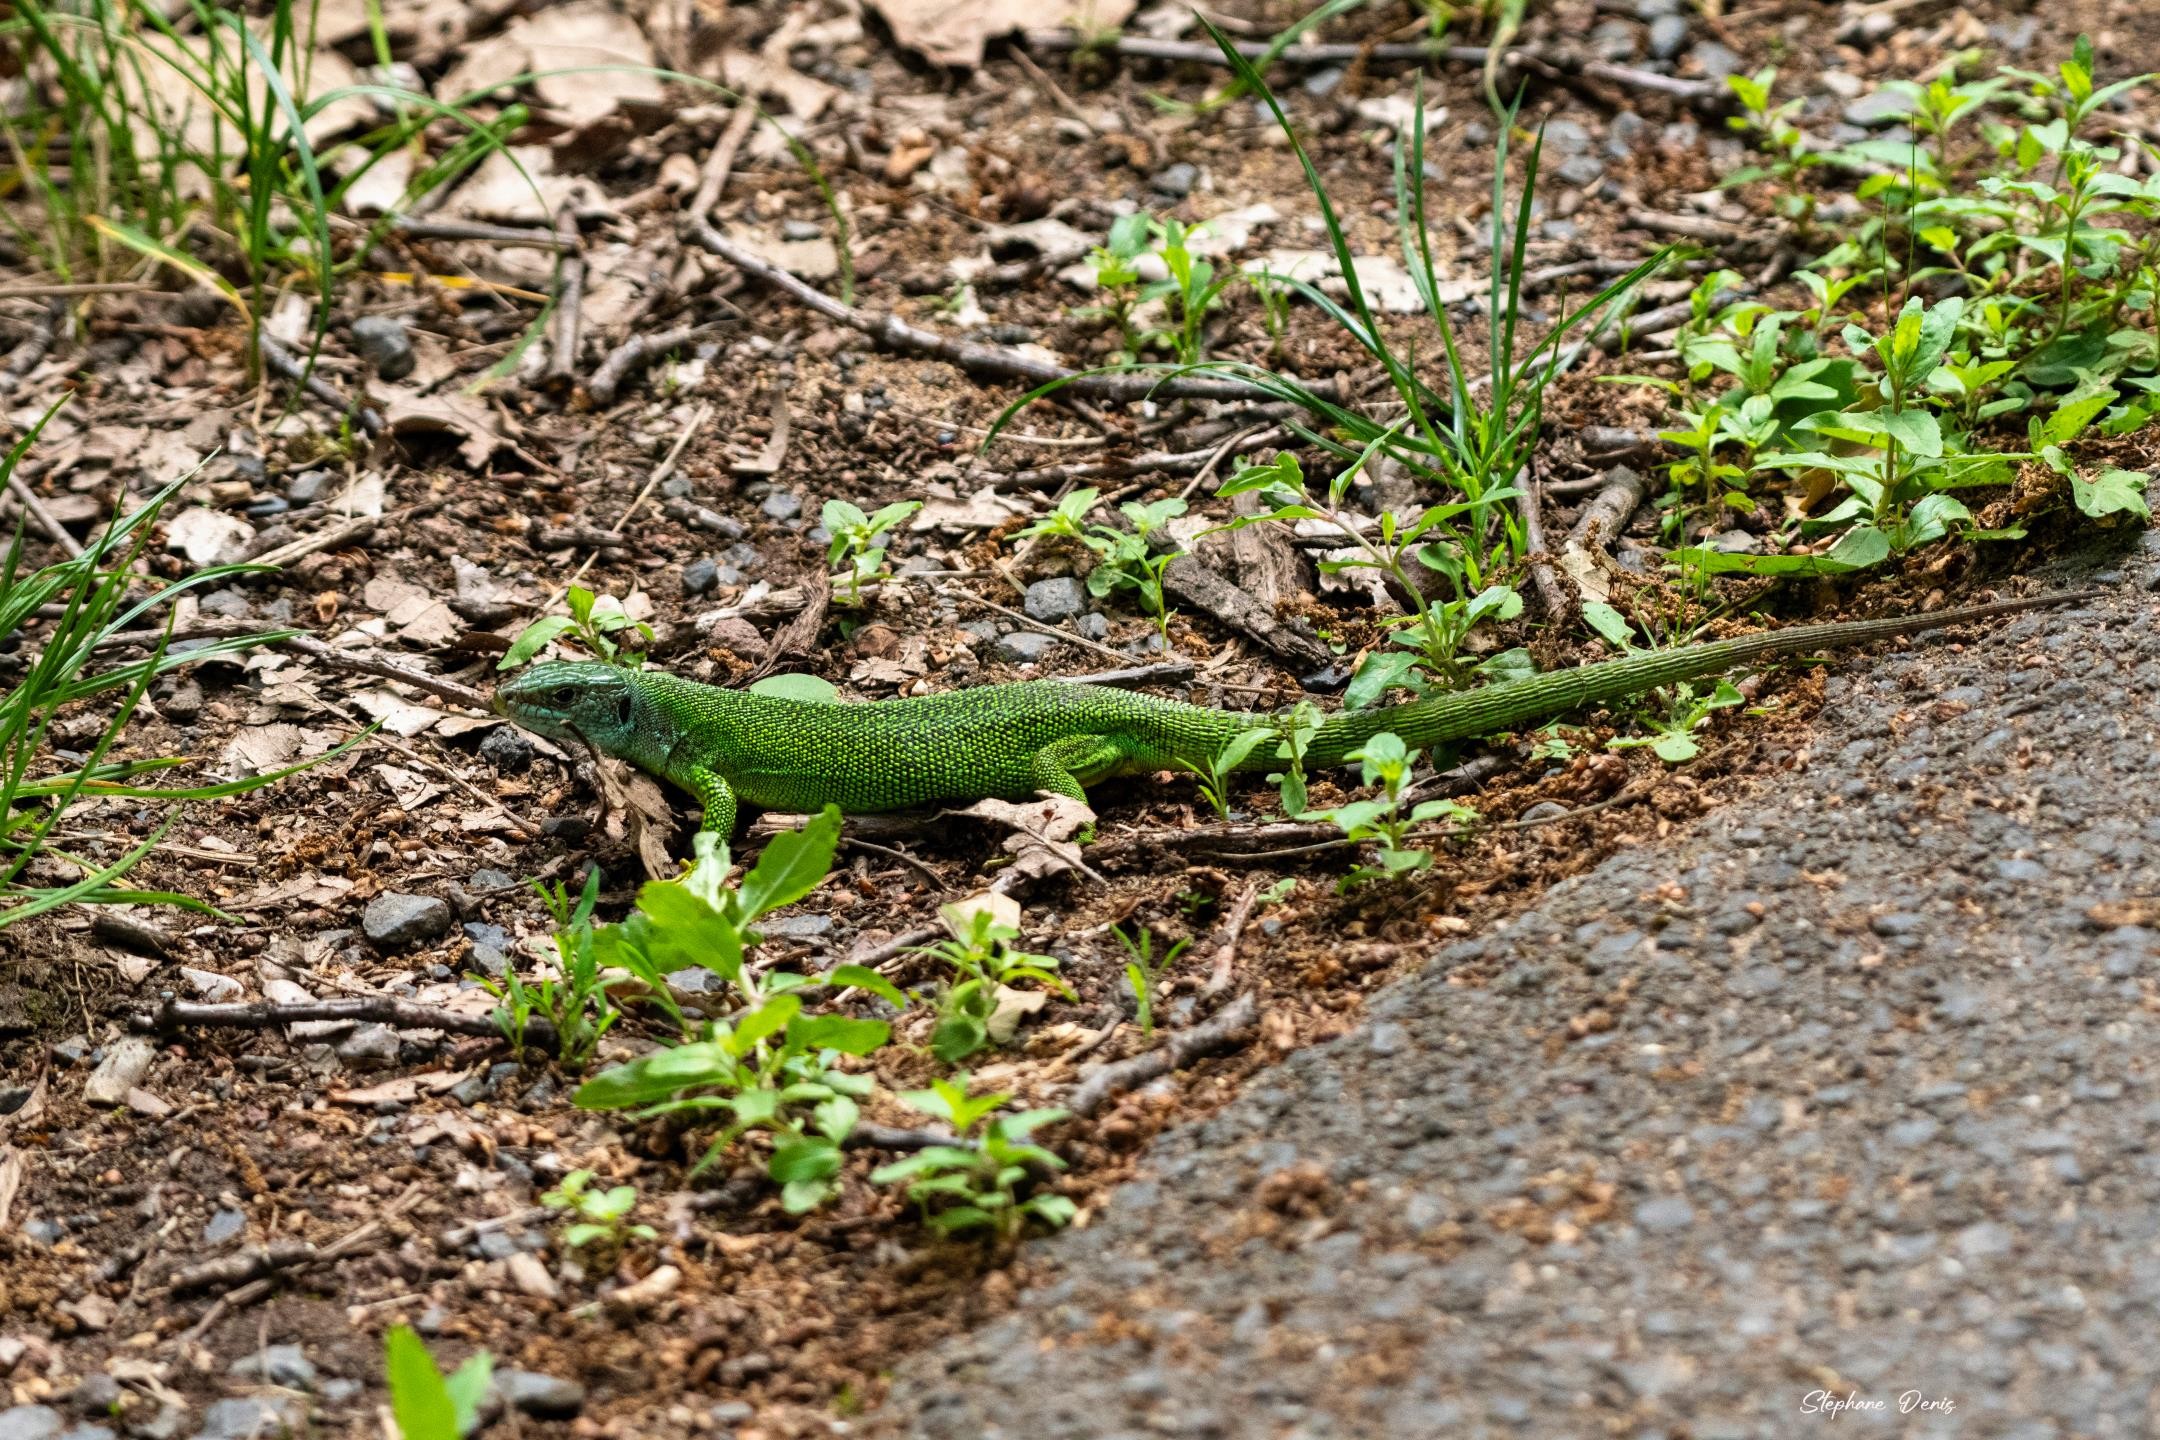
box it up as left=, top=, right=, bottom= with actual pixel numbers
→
left=955, top=794, right=1097, bottom=883
left=165, top=507, right=256, bottom=567
left=870, top=0, right=1135, bottom=67
left=381, top=391, right=509, bottom=469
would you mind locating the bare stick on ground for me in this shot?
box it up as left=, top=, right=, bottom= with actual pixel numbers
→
left=547, top=207, right=586, bottom=385
left=1068, top=992, right=1262, bottom=1118
left=685, top=219, right=1329, bottom=405
left=136, top=995, right=554, bottom=1053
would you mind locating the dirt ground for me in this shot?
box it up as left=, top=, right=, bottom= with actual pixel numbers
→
left=0, top=0, right=2154, bottom=1437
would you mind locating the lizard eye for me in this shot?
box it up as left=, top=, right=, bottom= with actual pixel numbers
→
left=551, top=686, right=577, bottom=708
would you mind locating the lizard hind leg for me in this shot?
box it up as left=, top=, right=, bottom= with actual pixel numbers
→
left=1027, top=734, right=1130, bottom=804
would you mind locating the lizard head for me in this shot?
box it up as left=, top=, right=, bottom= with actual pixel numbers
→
left=494, top=660, right=637, bottom=750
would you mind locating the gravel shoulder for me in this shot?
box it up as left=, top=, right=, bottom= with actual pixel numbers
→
left=881, top=538, right=2159, bottom=1440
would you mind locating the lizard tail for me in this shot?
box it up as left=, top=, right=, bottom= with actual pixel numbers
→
left=1288, top=590, right=2091, bottom=768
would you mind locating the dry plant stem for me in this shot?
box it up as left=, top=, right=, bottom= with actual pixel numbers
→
left=1566, top=465, right=1651, bottom=550
left=279, top=635, right=495, bottom=713
left=1062, top=659, right=1198, bottom=688
left=1068, top=991, right=1261, bottom=1118
left=1518, top=474, right=1569, bottom=618
left=180, top=1185, right=425, bottom=1343
left=1203, top=881, right=1262, bottom=996
left=258, top=335, right=385, bottom=436
left=587, top=324, right=724, bottom=406
left=138, top=995, right=555, bottom=1053
left=1016, top=30, right=1722, bottom=107
left=165, top=1242, right=320, bottom=1295
left=385, top=217, right=570, bottom=251
left=0, top=298, right=60, bottom=398
left=7, top=475, right=83, bottom=558
left=1578, top=424, right=1660, bottom=458
left=548, top=208, right=585, bottom=384
left=611, top=401, right=711, bottom=533
left=690, top=99, right=761, bottom=220
left=685, top=219, right=1318, bottom=404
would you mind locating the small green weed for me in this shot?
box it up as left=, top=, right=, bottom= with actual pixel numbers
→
left=823, top=499, right=922, bottom=605
left=913, top=903, right=1069, bottom=1064
left=499, top=586, right=653, bottom=671
left=1310, top=732, right=1478, bottom=888
left=541, top=1169, right=656, bottom=1252
left=1, top=427, right=335, bottom=930
left=871, top=1078, right=1075, bottom=1241
left=478, top=867, right=618, bottom=1071
left=569, top=809, right=906, bottom=1212
left=1112, top=926, right=1190, bottom=1036
left=383, top=1326, right=491, bottom=1440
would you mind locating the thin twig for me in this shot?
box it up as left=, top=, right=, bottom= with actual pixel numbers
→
left=547, top=207, right=585, bottom=384
left=840, top=836, right=945, bottom=890
left=587, top=324, right=726, bottom=408
left=1060, top=659, right=1197, bottom=689
left=939, top=585, right=1131, bottom=663
left=1203, top=881, right=1262, bottom=996
left=280, top=635, right=494, bottom=713
left=612, top=401, right=711, bottom=535
left=138, top=995, right=548, bottom=1050
left=7, top=475, right=84, bottom=558
left=1068, top=992, right=1260, bottom=1118
left=259, top=335, right=385, bottom=437
left=384, top=216, right=571, bottom=251
left=690, top=99, right=761, bottom=221
left=1519, top=473, right=1569, bottom=618
left=686, top=219, right=1330, bottom=405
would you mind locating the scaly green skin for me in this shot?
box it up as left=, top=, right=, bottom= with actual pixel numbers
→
left=494, top=593, right=2077, bottom=835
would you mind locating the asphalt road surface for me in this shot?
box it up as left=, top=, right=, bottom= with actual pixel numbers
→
left=881, top=535, right=2158, bottom=1440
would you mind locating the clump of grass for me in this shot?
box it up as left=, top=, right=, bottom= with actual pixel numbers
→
left=1003, top=21, right=1661, bottom=699
left=0, top=417, right=329, bottom=929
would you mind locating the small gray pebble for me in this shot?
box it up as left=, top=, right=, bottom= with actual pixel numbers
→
left=682, top=557, right=721, bottom=596
left=1150, top=162, right=1199, bottom=197
left=478, top=728, right=534, bottom=774
left=350, top=315, right=415, bottom=381
left=202, top=1208, right=246, bottom=1245
left=1648, top=13, right=1690, bottom=59
left=492, top=1371, right=585, bottom=1420
left=227, top=1344, right=317, bottom=1392
left=362, top=893, right=452, bottom=948
left=997, top=631, right=1059, bottom=665
left=1024, top=577, right=1087, bottom=624
left=760, top=491, right=802, bottom=522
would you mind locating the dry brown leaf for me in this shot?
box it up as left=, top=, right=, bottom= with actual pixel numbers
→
left=870, top=0, right=1135, bottom=67
left=596, top=757, right=679, bottom=880
left=955, top=794, right=1097, bottom=883
left=380, top=391, right=508, bottom=469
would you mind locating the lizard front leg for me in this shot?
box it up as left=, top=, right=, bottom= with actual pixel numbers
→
left=685, top=767, right=738, bottom=836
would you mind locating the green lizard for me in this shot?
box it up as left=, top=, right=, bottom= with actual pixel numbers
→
left=495, top=592, right=2080, bottom=836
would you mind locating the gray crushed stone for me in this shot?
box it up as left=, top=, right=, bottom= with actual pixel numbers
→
left=881, top=540, right=2159, bottom=1438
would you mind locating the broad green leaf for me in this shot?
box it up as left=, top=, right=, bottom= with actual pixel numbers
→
left=1652, top=732, right=1700, bottom=764
left=385, top=1327, right=458, bottom=1440
left=770, top=1136, right=843, bottom=1184
left=739, top=805, right=841, bottom=919
left=787, top=1013, right=891, bottom=1056
left=1344, top=650, right=1423, bottom=711
left=574, top=1041, right=733, bottom=1110
left=823, top=964, right=909, bottom=1009
left=2072, top=468, right=2150, bottom=519
left=748, top=672, right=840, bottom=704
left=498, top=615, right=575, bottom=669
left=736, top=994, right=802, bottom=1049
left=1582, top=603, right=1634, bottom=650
